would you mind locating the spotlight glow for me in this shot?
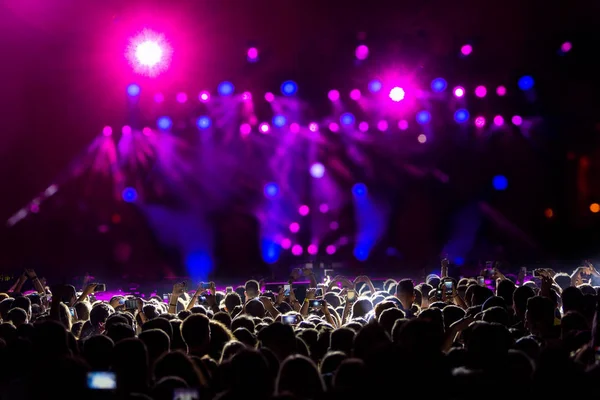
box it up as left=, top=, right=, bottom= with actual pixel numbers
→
left=122, top=187, right=138, bottom=202
left=218, top=81, right=234, bottom=96
left=326, top=245, right=337, bottom=255
left=329, top=122, right=340, bottom=132
left=416, top=111, right=431, bottom=124
left=493, top=115, right=504, bottom=126
left=398, top=120, right=409, bottom=130
left=355, top=44, right=369, bottom=60
left=264, top=92, right=275, bottom=102
left=196, top=116, right=211, bottom=130
left=368, top=80, right=383, bottom=93
left=358, top=121, right=369, bottom=132
left=389, top=87, right=405, bottom=102
left=122, top=125, right=132, bottom=135
left=454, top=109, right=469, bottom=123
left=340, top=113, right=355, bottom=125
left=560, top=41, right=572, bottom=53
left=308, top=122, right=319, bottom=132
left=299, top=205, right=310, bottom=216
left=518, top=75, right=534, bottom=91
left=176, top=92, right=188, bottom=103
left=247, top=47, right=259, bottom=62
left=289, top=123, right=300, bottom=133
left=496, top=86, right=507, bottom=96
left=281, top=81, right=298, bottom=96
left=289, top=222, right=300, bottom=233
left=264, top=183, right=279, bottom=197
left=377, top=120, right=389, bottom=131
left=307, top=244, right=318, bottom=255
left=240, top=123, right=252, bottom=136
left=127, top=83, right=140, bottom=97
left=461, top=44, right=473, bottom=56
left=259, top=123, right=270, bottom=133
left=127, top=29, right=172, bottom=77
left=273, top=115, right=287, bottom=128
left=493, top=175, right=508, bottom=191
left=328, top=90, right=340, bottom=101
left=512, top=115, right=523, bottom=126
left=417, top=134, right=427, bottom=143
left=199, top=91, right=210, bottom=102
left=102, top=126, right=112, bottom=137
left=310, top=163, right=325, bottom=178
left=453, top=86, right=465, bottom=97
left=349, top=89, right=361, bottom=100
left=475, top=86, right=487, bottom=98
left=431, top=78, right=447, bottom=92
left=157, top=116, right=172, bottom=130
left=281, top=238, right=292, bottom=249
left=291, top=245, right=303, bottom=256
left=319, top=203, right=329, bottom=213
left=475, top=116, right=486, bottom=128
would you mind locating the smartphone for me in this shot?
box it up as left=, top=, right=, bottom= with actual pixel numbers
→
left=69, top=307, right=76, bottom=317
left=173, top=388, right=200, bottom=400
left=304, top=263, right=314, bottom=269
left=283, top=284, right=291, bottom=296
left=163, top=294, right=169, bottom=303
left=94, top=284, right=106, bottom=293
left=201, top=282, right=212, bottom=290
left=226, top=286, right=233, bottom=294
left=436, top=288, right=443, bottom=300
left=477, top=276, right=485, bottom=286
left=124, top=299, right=137, bottom=310
left=87, top=371, right=116, bottom=390
left=282, top=315, right=296, bottom=325
left=346, top=289, right=356, bottom=302
left=310, top=299, right=324, bottom=308
left=443, top=279, right=454, bottom=295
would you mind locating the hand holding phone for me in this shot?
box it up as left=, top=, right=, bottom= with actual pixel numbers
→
left=124, top=299, right=138, bottom=310
left=283, top=284, right=291, bottom=296
left=226, top=286, right=233, bottom=294
left=282, top=315, right=297, bottom=325
left=94, top=284, right=106, bottom=293
left=309, top=299, right=325, bottom=308
left=346, top=289, right=356, bottom=302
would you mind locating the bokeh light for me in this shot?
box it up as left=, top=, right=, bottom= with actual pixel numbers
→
left=352, top=183, right=367, bottom=196
left=474, top=86, right=487, bottom=98
left=196, top=116, right=211, bottom=130
left=291, top=245, right=303, bottom=256
left=273, top=115, right=287, bottom=128
left=368, top=79, right=382, bottom=93
left=349, top=89, right=361, bottom=100
left=127, top=29, right=172, bottom=77
left=264, top=92, right=275, bottom=102
left=377, top=120, right=389, bottom=131
left=496, top=86, right=507, bottom=96
left=417, top=134, right=427, bottom=143
left=247, top=47, right=259, bottom=62
left=259, top=122, right=270, bottom=134
left=544, top=208, right=554, bottom=218
left=431, top=78, right=447, bottom=92
left=127, top=83, right=140, bottom=97
left=289, top=222, right=300, bottom=233
left=309, top=122, right=319, bottom=132
left=157, top=116, right=172, bottom=130
left=264, top=183, right=279, bottom=197
left=358, top=121, right=369, bottom=132
left=492, top=175, right=508, bottom=191
left=319, top=203, right=329, bottom=213
left=416, top=111, right=431, bottom=124
left=102, top=126, right=112, bottom=137
left=326, top=245, right=337, bottom=255
left=460, top=44, right=473, bottom=56
left=493, top=115, right=504, bottom=126
left=560, top=41, right=572, bottom=53
left=354, top=247, right=369, bottom=261
left=289, top=123, right=300, bottom=133
left=454, top=109, right=469, bottom=123
left=122, top=125, right=132, bottom=135
left=512, top=115, right=523, bottom=126
left=398, top=120, right=409, bottom=130
left=154, top=93, right=165, bottom=103
left=340, top=113, right=355, bottom=125
left=176, top=92, right=188, bottom=103
left=281, top=81, right=298, bottom=96
left=241, top=92, right=252, bottom=101
left=518, top=75, right=534, bottom=91
left=591, top=203, right=600, bottom=213
left=329, top=122, right=340, bottom=132
left=299, top=205, right=310, bottom=216
left=218, top=81, right=234, bottom=96
left=307, top=244, right=318, bottom=255
left=355, top=44, right=369, bottom=60
left=239, top=123, right=252, bottom=136
left=199, top=91, right=210, bottom=102
left=310, top=163, right=325, bottom=178
left=474, top=116, right=486, bottom=128
left=122, top=187, right=138, bottom=202
left=328, top=89, right=340, bottom=101
left=453, top=86, right=465, bottom=97
left=281, top=238, right=292, bottom=249
left=389, top=87, right=405, bottom=102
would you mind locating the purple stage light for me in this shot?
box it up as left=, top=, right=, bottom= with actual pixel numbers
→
left=291, top=245, right=303, bottom=256
left=154, top=93, right=165, bottom=103
left=307, top=244, right=318, bottom=255
left=358, top=121, right=369, bottom=132
left=240, top=123, right=252, bottom=136
left=389, top=87, right=405, bottom=102
left=310, top=163, right=325, bottom=178
left=242, top=91, right=252, bottom=101
left=493, top=115, right=504, bottom=126
left=329, top=122, right=340, bottom=132
left=326, top=245, right=336, bottom=255
left=328, top=89, right=340, bottom=102
left=417, top=134, right=427, bottom=144
left=247, top=47, right=259, bottom=62
left=127, top=29, right=172, bottom=77
left=461, top=44, right=473, bottom=56
left=496, top=86, right=507, bottom=96
left=264, top=92, right=275, bottom=102
left=142, top=127, right=152, bottom=136
left=299, top=205, right=310, bottom=216
left=398, top=120, right=409, bottom=130
left=290, top=123, right=300, bottom=133
left=475, top=116, right=486, bottom=128
left=453, top=86, right=465, bottom=97
left=475, top=86, right=487, bottom=98
left=176, top=92, right=188, bottom=103
left=560, top=41, right=572, bottom=53
left=289, top=222, right=300, bottom=233
left=355, top=44, right=369, bottom=60
left=102, top=126, right=112, bottom=137
left=281, top=238, right=292, bottom=249
left=512, top=115, right=523, bottom=126
left=377, top=120, right=389, bottom=132
left=199, top=91, right=210, bottom=102
left=330, top=221, right=339, bottom=230
left=308, top=122, right=319, bottom=132
left=319, top=203, right=329, bottom=213
left=259, top=123, right=270, bottom=134
left=122, top=125, right=132, bottom=135
left=350, top=89, right=361, bottom=100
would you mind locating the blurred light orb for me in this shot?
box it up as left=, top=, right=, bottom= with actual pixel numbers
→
left=329, top=122, right=340, bottom=132
left=349, top=89, right=362, bottom=100
left=199, top=91, right=210, bottom=102
left=240, top=123, right=252, bottom=136
left=518, top=75, right=534, bottom=91
left=264, top=183, right=279, bottom=197
left=196, top=116, right=211, bottom=130
left=176, top=92, right=188, bottom=103
left=259, top=122, right=270, bottom=134
left=493, top=115, right=504, bottom=126
left=273, top=115, right=287, bottom=128
left=496, top=86, right=507, bottom=96
left=122, top=187, right=138, bottom=202
left=291, top=245, right=303, bottom=256
left=560, top=41, right=572, bottom=53
left=289, top=222, right=300, bottom=233
left=307, top=244, right=318, bottom=255
left=135, top=40, right=162, bottom=66
left=157, top=116, right=172, bottom=130
left=241, top=91, right=252, bottom=101
left=154, top=92, right=165, bottom=103
left=328, top=89, right=340, bottom=101
left=453, top=86, right=465, bottom=97
left=142, top=127, right=152, bottom=136
left=127, top=83, right=141, bottom=97
left=102, top=126, right=112, bottom=137
left=493, top=175, right=508, bottom=191
left=352, top=183, right=367, bottom=196
left=431, top=78, right=447, bottom=92
left=398, top=120, right=409, bottom=130
left=355, top=44, right=369, bottom=60
left=460, top=44, right=473, bottom=56
left=281, top=81, right=298, bottom=96
left=454, top=109, right=470, bottom=123
left=474, top=116, right=486, bottom=128
left=281, top=238, right=292, bottom=249
left=218, top=81, right=234, bottom=96
left=377, top=120, right=389, bottom=131
left=368, top=79, right=382, bottom=93
left=264, top=92, right=275, bottom=102
left=354, top=247, right=369, bottom=261
left=475, top=85, right=487, bottom=98
left=417, top=134, right=427, bottom=143
left=299, top=205, right=310, bottom=216
left=389, top=87, right=405, bottom=102
left=308, top=122, right=319, bottom=132
left=289, top=123, right=300, bottom=133
left=326, top=245, right=337, bottom=255
left=310, top=163, right=325, bottom=178
left=590, top=203, right=600, bottom=213
left=358, top=121, right=369, bottom=132
left=319, top=203, right=329, bottom=213
left=340, top=113, right=355, bottom=125
left=247, top=47, right=259, bottom=62
left=330, top=221, right=339, bottom=230
left=127, top=29, right=172, bottom=77
left=512, top=115, right=523, bottom=126
left=416, top=111, right=431, bottom=124
left=122, top=125, right=132, bottom=135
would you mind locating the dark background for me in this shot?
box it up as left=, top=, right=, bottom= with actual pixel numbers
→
left=1, top=0, right=600, bottom=281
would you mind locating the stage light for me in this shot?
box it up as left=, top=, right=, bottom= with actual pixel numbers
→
left=518, top=75, right=534, bottom=91
left=122, top=125, right=132, bottom=135
left=475, top=116, right=486, bottom=128
left=273, top=115, right=287, bottom=128
left=328, top=89, right=340, bottom=101
left=199, top=91, right=210, bottom=102
left=240, top=123, right=252, bottom=136
left=218, top=81, right=234, bottom=96
left=492, top=175, right=508, bottom=191
left=398, top=120, right=409, bottom=130
left=310, top=163, right=325, bottom=178
left=122, top=187, right=138, bottom=202
left=127, top=83, right=140, bottom=97
left=460, top=44, right=473, bottom=56
left=196, top=116, right=211, bottom=130
left=329, top=122, right=340, bottom=132
left=454, top=257, right=465, bottom=266
left=264, top=92, right=275, bottom=102
left=475, top=85, right=487, bottom=98
left=307, top=244, right=318, bottom=255
left=340, top=113, right=355, bottom=125
left=289, top=123, right=300, bottom=133
left=264, top=183, right=279, bottom=197
left=326, top=245, right=337, bottom=255
left=416, top=111, right=431, bottom=124
left=496, top=86, right=507, bottom=96
left=142, top=127, right=152, bottom=136
left=308, top=122, right=319, bottom=132
left=417, top=134, right=427, bottom=143
left=454, top=109, right=469, bottom=123
left=354, top=247, right=368, bottom=261
left=299, top=205, right=310, bottom=216
left=349, top=89, right=361, bottom=100
left=289, top=222, right=300, bottom=233
left=377, top=120, right=388, bottom=131
left=352, top=183, right=367, bottom=196
left=368, top=79, right=382, bottom=93
left=102, top=126, right=112, bottom=137
left=431, top=78, right=447, bottom=92
left=157, top=116, right=172, bottom=130
left=176, top=92, right=188, bottom=103
left=453, top=86, right=465, bottom=97
left=355, top=44, right=369, bottom=60
left=560, top=41, right=572, bottom=53
left=319, top=203, right=329, bottom=213
left=544, top=208, right=554, bottom=218
left=281, top=238, right=292, bottom=249
left=330, top=221, right=339, bottom=230
left=154, top=93, right=165, bottom=103
left=281, top=81, right=298, bottom=96
left=358, top=121, right=369, bottom=132
left=291, top=245, right=303, bottom=256
left=259, top=122, right=270, bottom=134
left=242, top=92, right=252, bottom=101
left=389, top=87, right=405, bottom=102
left=512, top=115, right=523, bottom=126
left=591, top=203, right=600, bottom=213
left=247, top=47, right=259, bottom=62
left=127, top=29, right=172, bottom=77
left=493, top=115, right=504, bottom=126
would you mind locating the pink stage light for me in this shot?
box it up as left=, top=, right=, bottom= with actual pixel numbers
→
left=240, top=123, right=252, bottom=136
left=309, top=122, right=319, bottom=132
left=154, top=93, right=165, bottom=103
left=319, top=203, right=329, bottom=213
left=493, top=115, right=504, bottom=126
left=242, top=92, right=252, bottom=101
left=329, top=122, right=340, bottom=132
left=199, top=91, right=210, bottom=102
left=291, top=245, right=303, bottom=256
left=289, top=123, right=300, bottom=133
left=461, top=44, right=473, bottom=56
left=512, top=115, right=523, bottom=126
left=176, top=92, right=188, bottom=103
left=349, top=89, right=362, bottom=100
left=475, top=116, right=486, bottom=128
left=355, top=45, right=369, bottom=60
left=142, top=127, right=152, bottom=136
left=289, top=222, right=300, bottom=233
left=496, top=86, right=507, bottom=96
left=358, top=121, right=369, bottom=132
left=377, top=120, right=389, bottom=132
left=453, top=86, right=465, bottom=97
left=328, top=90, right=340, bottom=102
left=417, top=134, right=427, bottom=143
left=326, top=245, right=336, bottom=255
left=247, top=47, right=259, bottom=61
left=127, top=29, right=172, bottom=77
left=389, top=87, right=405, bottom=102
left=281, top=238, right=292, bottom=249
left=307, top=244, right=318, bottom=255
left=299, top=205, right=310, bottom=216
left=102, top=126, right=112, bottom=137
left=259, top=123, right=270, bottom=134
left=398, top=120, right=409, bottom=130
left=561, top=41, right=572, bottom=53
left=474, top=86, right=487, bottom=98
left=122, top=125, right=132, bottom=135
left=264, top=92, right=275, bottom=102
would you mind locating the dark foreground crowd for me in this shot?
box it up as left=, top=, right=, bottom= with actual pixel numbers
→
left=1, top=261, right=600, bottom=400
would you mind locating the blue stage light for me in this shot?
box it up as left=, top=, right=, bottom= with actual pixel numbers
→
left=126, top=83, right=141, bottom=97
left=340, top=113, right=355, bottom=125
left=368, top=79, right=382, bottom=93
left=273, top=115, right=287, bottom=127
left=416, top=110, right=431, bottom=124
left=354, top=247, right=369, bottom=261
left=352, top=183, right=367, bottom=196
left=196, top=116, right=211, bottom=130
left=264, top=182, right=279, bottom=197
left=431, top=78, right=447, bottom=92
left=218, top=81, right=234, bottom=96
left=492, top=175, right=508, bottom=191
left=122, top=187, right=138, bottom=202
left=518, top=75, right=534, bottom=91
left=157, top=116, right=172, bottom=130
left=281, top=81, right=298, bottom=96
left=454, top=109, right=470, bottom=123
